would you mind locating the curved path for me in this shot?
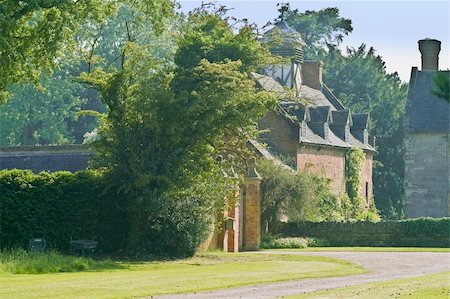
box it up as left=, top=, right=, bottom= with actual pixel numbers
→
left=153, top=251, right=450, bottom=299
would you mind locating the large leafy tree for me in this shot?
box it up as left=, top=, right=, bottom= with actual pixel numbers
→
left=281, top=4, right=353, bottom=59
left=81, top=7, right=275, bottom=253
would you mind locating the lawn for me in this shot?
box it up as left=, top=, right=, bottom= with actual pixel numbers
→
left=0, top=252, right=365, bottom=299
left=271, top=247, right=450, bottom=252
left=288, top=271, right=450, bottom=298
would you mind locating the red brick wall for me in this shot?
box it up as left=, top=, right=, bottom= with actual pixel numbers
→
left=297, top=145, right=346, bottom=195
left=258, top=111, right=298, bottom=162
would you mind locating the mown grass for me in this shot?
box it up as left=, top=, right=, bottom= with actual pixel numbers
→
left=288, top=271, right=450, bottom=298
left=0, top=249, right=123, bottom=274
left=0, top=251, right=365, bottom=299
left=270, top=247, right=450, bottom=252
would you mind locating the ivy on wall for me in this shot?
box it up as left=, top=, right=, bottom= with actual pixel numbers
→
left=346, top=148, right=366, bottom=217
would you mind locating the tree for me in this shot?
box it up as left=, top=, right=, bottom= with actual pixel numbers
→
left=0, top=70, right=85, bottom=146
left=322, top=46, right=408, bottom=219
left=81, top=8, right=275, bottom=255
left=432, top=72, right=450, bottom=102
left=281, top=4, right=353, bottom=59
left=259, top=159, right=343, bottom=233
left=0, top=0, right=115, bottom=103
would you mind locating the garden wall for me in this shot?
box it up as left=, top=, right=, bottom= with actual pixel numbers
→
left=280, top=218, right=450, bottom=247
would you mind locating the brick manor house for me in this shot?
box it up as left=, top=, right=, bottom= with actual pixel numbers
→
left=255, top=20, right=375, bottom=203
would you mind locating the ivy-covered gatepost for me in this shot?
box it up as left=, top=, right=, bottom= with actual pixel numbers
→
left=240, top=158, right=262, bottom=251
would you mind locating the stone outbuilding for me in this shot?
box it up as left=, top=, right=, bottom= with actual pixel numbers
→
left=404, top=39, right=450, bottom=218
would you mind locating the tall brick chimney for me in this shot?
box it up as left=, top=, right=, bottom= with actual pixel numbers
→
left=418, top=39, right=441, bottom=71
left=301, top=60, right=323, bottom=90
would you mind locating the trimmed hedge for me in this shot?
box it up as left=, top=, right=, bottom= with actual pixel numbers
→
left=280, top=218, right=450, bottom=247
left=0, top=169, right=128, bottom=253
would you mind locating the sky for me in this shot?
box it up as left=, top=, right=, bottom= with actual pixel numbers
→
left=178, top=0, right=450, bottom=82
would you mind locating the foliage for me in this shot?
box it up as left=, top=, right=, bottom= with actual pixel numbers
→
left=261, top=236, right=309, bottom=249
left=0, top=0, right=115, bottom=103
left=280, top=218, right=450, bottom=247
left=323, top=46, right=408, bottom=219
left=0, top=249, right=122, bottom=274
left=0, top=169, right=129, bottom=253
left=0, top=72, right=86, bottom=146
left=79, top=8, right=275, bottom=256
left=346, top=148, right=366, bottom=217
left=280, top=4, right=353, bottom=59
left=432, top=72, right=450, bottom=102
left=259, top=159, right=343, bottom=233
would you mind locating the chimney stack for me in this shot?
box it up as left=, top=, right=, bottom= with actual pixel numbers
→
left=301, top=60, right=323, bottom=90
left=418, top=39, right=441, bottom=71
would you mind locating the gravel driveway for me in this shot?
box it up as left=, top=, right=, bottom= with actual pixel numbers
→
left=153, top=251, right=450, bottom=299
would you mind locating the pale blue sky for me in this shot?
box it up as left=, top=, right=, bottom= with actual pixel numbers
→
left=178, top=0, right=450, bottom=82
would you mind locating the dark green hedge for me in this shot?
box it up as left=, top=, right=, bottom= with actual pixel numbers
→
left=280, top=218, right=450, bottom=247
left=0, top=169, right=129, bottom=253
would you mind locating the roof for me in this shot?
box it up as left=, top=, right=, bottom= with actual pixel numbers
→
left=278, top=102, right=310, bottom=122
left=299, top=85, right=338, bottom=109
left=252, top=72, right=285, bottom=93
left=405, top=68, right=450, bottom=133
left=0, top=145, right=92, bottom=173
left=309, top=106, right=332, bottom=123
left=331, top=110, right=352, bottom=126
left=351, top=114, right=370, bottom=130
left=252, top=71, right=375, bottom=152
left=262, top=21, right=304, bottom=45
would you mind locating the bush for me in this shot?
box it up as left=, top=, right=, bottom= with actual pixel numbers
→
left=258, top=160, right=342, bottom=233
left=128, top=192, right=213, bottom=258
left=260, top=234, right=328, bottom=249
left=0, top=169, right=128, bottom=254
left=0, top=249, right=122, bottom=274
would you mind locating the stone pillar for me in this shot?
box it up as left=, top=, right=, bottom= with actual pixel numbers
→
left=241, top=158, right=262, bottom=251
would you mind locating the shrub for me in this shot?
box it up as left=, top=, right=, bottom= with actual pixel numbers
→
left=0, top=169, right=128, bottom=254
left=258, top=159, right=341, bottom=233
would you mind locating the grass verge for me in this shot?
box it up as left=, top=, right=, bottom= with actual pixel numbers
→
left=286, top=271, right=450, bottom=298
left=269, top=247, right=450, bottom=252
left=0, top=249, right=123, bottom=274
left=0, top=252, right=365, bottom=299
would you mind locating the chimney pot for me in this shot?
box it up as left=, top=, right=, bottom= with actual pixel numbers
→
left=418, top=39, right=441, bottom=71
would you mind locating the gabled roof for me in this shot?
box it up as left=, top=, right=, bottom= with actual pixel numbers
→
left=309, top=106, right=332, bottom=123
left=351, top=113, right=370, bottom=130
left=278, top=102, right=310, bottom=122
left=331, top=110, right=352, bottom=126
left=405, top=68, right=450, bottom=133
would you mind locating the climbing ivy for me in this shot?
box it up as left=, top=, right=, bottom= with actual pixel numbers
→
left=346, top=148, right=365, bottom=217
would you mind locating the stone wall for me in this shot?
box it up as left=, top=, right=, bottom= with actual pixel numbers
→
left=404, top=132, right=449, bottom=217
left=297, top=145, right=346, bottom=195
left=281, top=218, right=450, bottom=247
